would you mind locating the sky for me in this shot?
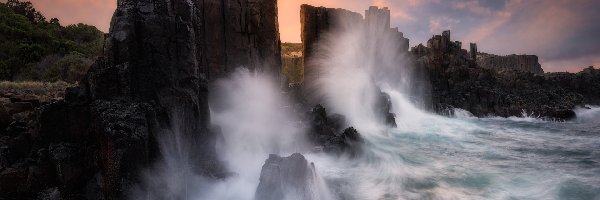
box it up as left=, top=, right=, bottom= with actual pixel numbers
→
left=4, top=0, right=599, bottom=72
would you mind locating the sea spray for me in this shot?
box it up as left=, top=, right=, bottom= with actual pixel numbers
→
left=131, top=68, right=335, bottom=200
left=305, top=13, right=420, bottom=135
left=208, top=68, right=308, bottom=199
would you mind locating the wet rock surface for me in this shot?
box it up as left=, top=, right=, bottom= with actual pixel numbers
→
left=307, top=105, right=363, bottom=155
left=300, top=4, right=599, bottom=120
left=255, top=153, right=318, bottom=200
left=0, top=0, right=282, bottom=199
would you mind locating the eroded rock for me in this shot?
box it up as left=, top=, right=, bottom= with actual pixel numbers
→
left=255, top=153, right=327, bottom=200
left=307, top=105, right=363, bottom=155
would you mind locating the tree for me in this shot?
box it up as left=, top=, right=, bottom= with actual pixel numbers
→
left=49, top=18, right=60, bottom=25
left=0, top=0, right=103, bottom=81
left=5, top=0, right=45, bottom=23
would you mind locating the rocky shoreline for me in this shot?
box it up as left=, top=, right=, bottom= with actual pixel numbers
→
left=300, top=5, right=600, bottom=120
left=0, top=1, right=599, bottom=199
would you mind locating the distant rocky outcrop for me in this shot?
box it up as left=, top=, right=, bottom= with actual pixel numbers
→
left=414, top=30, right=598, bottom=120
left=298, top=4, right=599, bottom=120
left=545, top=66, right=600, bottom=104
left=0, top=0, right=282, bottom=199
left=477, top=53, right=544, bottom=75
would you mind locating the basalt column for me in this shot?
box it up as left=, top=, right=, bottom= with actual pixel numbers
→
left=300, top=4, right=363, bottom=82
left=27, top=0, right=282, bottom=199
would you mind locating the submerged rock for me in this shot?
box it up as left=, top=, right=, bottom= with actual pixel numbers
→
left=255, top=153, right=329, bottom=200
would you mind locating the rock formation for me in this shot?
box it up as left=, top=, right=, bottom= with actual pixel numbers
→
left=255, top=153, right=326, bottom=200
left=300, top=4, right=363, bottom=81
left=307, top=105, right=363, bottom=155
left=469, top=43, right=477, bottom=61
left=0, top=0, right=282, bottom=199
left=300, top=5, right=408, bottom=81
left=477, top=53, right=544, bottom=75
left=414, top=30, right=598, bottom=119
left=298, top=4, right=600, bottom=120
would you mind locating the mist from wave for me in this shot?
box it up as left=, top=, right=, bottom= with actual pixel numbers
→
left=302, top=11, right=600, bottom=200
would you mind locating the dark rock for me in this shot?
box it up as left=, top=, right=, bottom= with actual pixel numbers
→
left=301, top=4, right=362, bottom=81
left=5, top=102, right=34, bottom=115
left=255, top=153, right=319, bottom=200
left=376, top=91, right=397, bottom=127
left=10, top=96, right=41, bottom=107
left=307, top=105, right=363, bottom=155
left=477, top=53, right=544, bottom=75
left=413, top=30, right=598, bottom=120
left=5, top=121, right=27, bottom=136
left=36, top=187, right=61, bottom=200
left=0, top=106, right=9, bottom=130
left=5, top=0, right=283, bottom=198
left=469, top=43, right=477, bottom=61
left=49, top=143, right=86, bottom=194
left=301, top=5, right=408, bottom=83
left=0, top=167, right=29, bottom=195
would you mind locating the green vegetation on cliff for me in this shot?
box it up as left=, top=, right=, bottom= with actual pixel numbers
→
left=281, top=42, right=303, bottom=84
left=0, top=0, right=103, bottom=82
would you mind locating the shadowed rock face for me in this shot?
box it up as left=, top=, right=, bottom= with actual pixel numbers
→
left=413, top=30, right=599, bottom=120
left=477, top=53, right=544, bottom=75
left=300, top=5, right=409, bottom=83
left=300, top=4, right=363, bottom=81
left=0, top=0, right=282, bottom=199
left=255, top=153, right=320, bottom=200
left=307, top=105, right=363, bottom=156
left=299, top=3, right=598, bottom=120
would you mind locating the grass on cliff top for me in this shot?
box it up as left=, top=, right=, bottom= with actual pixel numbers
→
left=282, top=43, right=303, bottom=57
left=0, top=81, right=74, bottom=92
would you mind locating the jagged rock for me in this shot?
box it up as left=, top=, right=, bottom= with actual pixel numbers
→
left=308, top=105, right=362, bottom=155
left=469, top=43, right=477, bottom=61
left=301, top=4, right=363, bottom=81
left=376, top=91, right=397, bottom=127
left=49, top=143, right=86, bottom=194
left=1, top=0, right=283, bottom=198
left=301, top=5, right=408, bottom=82
left=411, top=30, right=598, bottom=120
left=255, top=153, right=321, bottom=200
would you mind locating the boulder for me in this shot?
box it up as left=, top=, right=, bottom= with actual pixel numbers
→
left=308, top=105, right=363, bottom=155
left=255, top=153, right=325, bottom=200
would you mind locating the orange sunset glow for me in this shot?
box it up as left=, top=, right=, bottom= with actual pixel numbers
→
left=4, top=0, right=598, bottom=72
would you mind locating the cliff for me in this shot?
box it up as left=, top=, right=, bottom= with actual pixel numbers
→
left=415, top=30, right=598, bottom=119
left=300, top=4, right=363, bottom=80
left=298, top=4, right=597, bottom=120
left=477, top=53, right=544, bottom=75
left=300, top=5, right=408, bottom=81
left=0, top=0, right=282, bottom=199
